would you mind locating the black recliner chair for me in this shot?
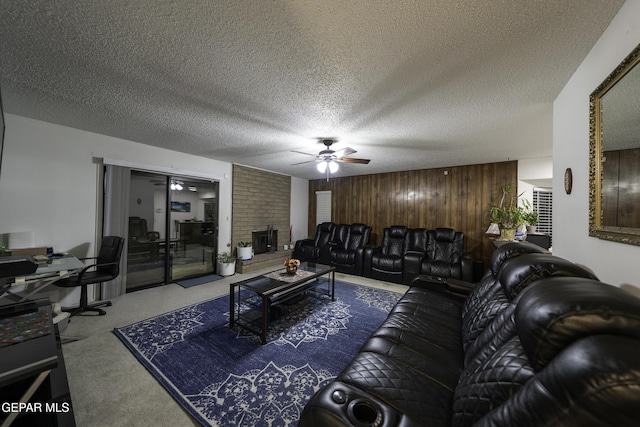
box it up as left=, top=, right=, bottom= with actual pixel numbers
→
left=422, top=227, right=466, bottom=277
left=55, top=236, right=124, bottom=316
left=366, top=226, right=409, bottom=283
left=293, top=222, right=336, bottom=263
left=402, top=228, right=472, bottom=284
left=330, top=223, right=372, bottom=275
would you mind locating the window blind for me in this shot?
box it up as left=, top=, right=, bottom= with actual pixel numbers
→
left=316, top=191, right=332, bottom=224
left=533, top=188, right=553, bottom=245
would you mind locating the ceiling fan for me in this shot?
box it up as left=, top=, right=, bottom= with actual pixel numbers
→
left=292, top=139, right=370, bottom=180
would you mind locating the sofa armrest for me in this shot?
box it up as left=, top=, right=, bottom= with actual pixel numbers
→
left=295, top=238, right=315, bottom=248
left=300, top=381, right=418, bottom=427
left=409, top=274, right=470, bottom=298
left=409, top=274, right=447, bottom=291
left=363, top=245, right=380, bottom=278
left=293, top=239, right=315, bottom=259
left=402, top=252, right=424, bottom=285
left=462, top=253, right=483, bottom=282
left=445, top=277, right=476, bottom=295
left=354, top=247, right=366, bottom=276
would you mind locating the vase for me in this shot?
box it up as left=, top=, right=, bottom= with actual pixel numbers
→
left=285, top=265, right=297, bottom=275
left=218, top=261, right=236, bottom=276
left=500, top=227, right=516, bottom=241
left=237, top=246, right=253, bottom=261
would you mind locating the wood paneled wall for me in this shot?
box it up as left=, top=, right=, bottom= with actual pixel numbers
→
left=602, top=148, right=640, bottom=229
left=307, top=160, right=517, bottom=266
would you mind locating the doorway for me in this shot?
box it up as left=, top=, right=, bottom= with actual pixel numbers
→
left=125, top=171, right=219, bottom=291
left=168, top=177, right=218, bottom=283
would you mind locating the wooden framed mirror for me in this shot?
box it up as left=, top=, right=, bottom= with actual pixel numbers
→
left=589, top=43, right=640, bottom=246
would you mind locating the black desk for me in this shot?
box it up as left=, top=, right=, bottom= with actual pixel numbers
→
left=0, top=299, right=75, bottom=426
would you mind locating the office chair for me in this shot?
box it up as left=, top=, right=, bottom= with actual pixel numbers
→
left=55, top=236, right=124, bottom=316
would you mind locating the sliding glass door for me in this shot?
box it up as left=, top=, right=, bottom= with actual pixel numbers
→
left=125, top=171, right=219, bottom=291
left=169, top=177, right=219, bottom=282
left=126, top=171, right=169, bottom=290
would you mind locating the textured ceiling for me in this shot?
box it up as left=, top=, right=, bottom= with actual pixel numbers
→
left=0, top=1, right=625, bottom=180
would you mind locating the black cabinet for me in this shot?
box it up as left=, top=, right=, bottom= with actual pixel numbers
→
left=0, top=299, right=75, bottom=426
left=179, top=222, right=216, bottom=246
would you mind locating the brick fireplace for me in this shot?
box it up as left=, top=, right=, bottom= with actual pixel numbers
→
left=252, top=229, right=278, bottom=254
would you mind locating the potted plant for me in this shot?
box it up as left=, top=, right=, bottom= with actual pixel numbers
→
left=490, top=185, right=526, bottom=240
left=217, top=251, right=236, bottom=276
left=237, top=241, right=253, bottom=261
left=521, top=200, right=540, bottom=233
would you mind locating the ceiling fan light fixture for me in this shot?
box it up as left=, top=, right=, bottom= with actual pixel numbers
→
left=329, top=160, right=339, bottom=173
left=317, top=161, right=328, bottom=173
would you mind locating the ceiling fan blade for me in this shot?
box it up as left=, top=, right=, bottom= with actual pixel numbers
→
left=291, top=150, right=318, bottom=157
left=338, top=157, right=370, bottom=164
left=332, top=147, right=356, bottom=158
left=291, top=159, right=320, bottom=165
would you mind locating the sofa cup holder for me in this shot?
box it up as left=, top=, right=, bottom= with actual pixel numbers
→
left=348, top=399, right=383, bottom=427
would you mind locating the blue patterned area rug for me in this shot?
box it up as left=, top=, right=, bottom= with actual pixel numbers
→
left=113, top=280, right=402, bottom=426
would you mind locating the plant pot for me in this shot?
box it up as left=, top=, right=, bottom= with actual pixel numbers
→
left=500, top=227, right=516, bottom=241
left=526, top=225, right=537, bottom=234
left=218, top=261, right=236, bottom=276
left=237, top=246, right=253, bottom=261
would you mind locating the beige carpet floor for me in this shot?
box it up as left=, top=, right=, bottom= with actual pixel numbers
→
left=61, top=265, right=406, bottom=427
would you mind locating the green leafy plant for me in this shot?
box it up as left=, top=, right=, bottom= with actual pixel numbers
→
left=237, top=241, right=252, bottom=247
left=520, top=199, right=539, bottom=225
left=216, top=251, right=236, bottom=264
left=490, top=185, right=526, bottom=229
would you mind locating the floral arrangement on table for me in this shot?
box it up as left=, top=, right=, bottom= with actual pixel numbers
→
left=284, top=258, right=301, bottom=275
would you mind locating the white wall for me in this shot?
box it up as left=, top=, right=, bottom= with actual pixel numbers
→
left=553, top=0, right=640, bottom=288
left=518, top=157, right=553, bottom=202
left=0, top=114, right=233, bottom=304
left=0, top=114, right=233, bottom=252
left=290, top=176, right=309, bottom=244
left=0, top=113, right=311, bottom=304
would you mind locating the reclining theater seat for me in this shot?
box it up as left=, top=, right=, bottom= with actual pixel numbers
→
left=299, top=245, right=605, bottom=427
left=330, top=223, right=371, bottom=275
left=460, top=253, right=599, bottom=367
left=453, top=277, right=640, bottom=427
left=293, top=222, right=336, bottom=263
left=367, top=226, right=410, bottom=283
left=322, top=224, right=350, bottom=266
left=423, top=228, right=465, bottom=277
left=403, top=227, right=467, bottom=284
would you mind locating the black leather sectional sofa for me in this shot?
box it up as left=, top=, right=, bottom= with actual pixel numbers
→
left=295, top=223, right=474, bottom=282
left=299, top=243, right=640, bottom=426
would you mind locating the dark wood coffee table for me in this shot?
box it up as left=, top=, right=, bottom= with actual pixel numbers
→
left=229, top=262, right=335, bottom=344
